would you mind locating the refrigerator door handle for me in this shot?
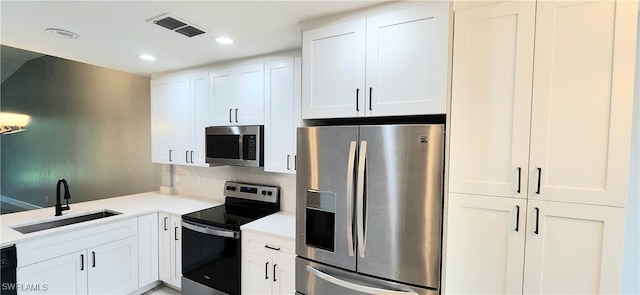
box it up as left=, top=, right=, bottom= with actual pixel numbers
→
left=356, top=140, right=368, bottom=258
left=306, top=265, right=418, bottom=295
left=346, top=141, right=357, bottom=257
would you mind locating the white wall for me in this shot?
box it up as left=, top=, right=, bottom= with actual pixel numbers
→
left=172, top=165, right=296, bottom=214
left=621, top=13, right=640, bottom=294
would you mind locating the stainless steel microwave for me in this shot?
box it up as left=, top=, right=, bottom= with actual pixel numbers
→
left=205, top=125, right=264, bottom=167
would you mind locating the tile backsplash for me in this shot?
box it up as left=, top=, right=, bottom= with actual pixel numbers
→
left=173, top=165, right=296, bottom=214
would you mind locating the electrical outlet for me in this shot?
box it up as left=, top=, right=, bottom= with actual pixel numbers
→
left=197, top=175, right=201, bottom=185
left=45, top=196, right=49, bottom=203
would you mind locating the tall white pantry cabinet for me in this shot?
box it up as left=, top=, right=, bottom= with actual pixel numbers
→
left=445, top=1, right=637, bottom=294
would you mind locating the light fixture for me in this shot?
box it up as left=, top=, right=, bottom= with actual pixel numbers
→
left=45, top=28, right=80, bottom=39
left=138, top=54, right=156, bottom=61
left=0, top=112, right=31, bottom=135
left=215, top=37, right=234, bottom=45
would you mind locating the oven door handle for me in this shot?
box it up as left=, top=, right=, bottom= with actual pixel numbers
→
left=182, top=220, right=240, bottom=239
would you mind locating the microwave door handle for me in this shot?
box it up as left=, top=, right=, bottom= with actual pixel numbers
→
left=356, top=140, right=367, bottom=258
left=306, top=266, right=417, bottom=295
left=346, top=141, right=357, bottom=257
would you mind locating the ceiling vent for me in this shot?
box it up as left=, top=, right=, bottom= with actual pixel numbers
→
left=147, top=13, right=205, bottom=38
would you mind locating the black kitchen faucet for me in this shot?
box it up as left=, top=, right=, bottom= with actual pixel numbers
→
left=55, top=178, right=71, bottom=216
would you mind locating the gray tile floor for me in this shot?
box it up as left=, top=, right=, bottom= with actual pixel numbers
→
left=141, top=285, right=181, bottom=295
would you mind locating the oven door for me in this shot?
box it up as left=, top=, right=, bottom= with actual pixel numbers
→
left=182, top=220, right=241, bottom=295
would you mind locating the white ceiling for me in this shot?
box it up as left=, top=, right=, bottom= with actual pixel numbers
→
left=1, top=1, right=384, bottom=77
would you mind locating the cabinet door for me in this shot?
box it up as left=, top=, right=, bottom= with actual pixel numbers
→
left=191, top=71, right=210, bottom=166
left=151, top=76, right=184, bottom=164
left=170, top=215, right=182, bottom=288
left=365, top=2, right=449, bottom=116
left=242, top=252, right=273, bottom=295
left=528, top=0, right=638, bottom=206
left=210, top=68, right=236, bottom=126
left=16, top=250, right=87, bottom=295
left=264, top=58, right=296, bottom=174
left=302, top=19, right=366, bottom=119
left=158, top=213, right=172, bottom=284
left=523, top=200, right=626, bottom=294
left=88, top=236, right=139, bottom=294
left=448, top=1, right=536, bottom=198
left=272, top=258, right=295, bottom=295
left=236, top=63, right=265, bottom=125
left=138, top=213, right=159, bottom=287
left=172, top=74, right=192, bottom=166
left=445, top=193, right=526, bottom=294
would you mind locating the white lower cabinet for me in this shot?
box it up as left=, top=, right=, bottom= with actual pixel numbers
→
left=87, top=236, right=139, bottom=294
left=445, top=194, right=526, bottom=294
left=159, top=213, right=182, bottom=289
left=241, top=231, right=295, bottom=295
left=16, top=250, right=87, bottom=294
left=138, top=213, right=159, bottom=288
left=522, top=200, right=626, bottom=294
left=17, top=236, right=138, bottom=295
left=445, top=193, right=626, bottom=294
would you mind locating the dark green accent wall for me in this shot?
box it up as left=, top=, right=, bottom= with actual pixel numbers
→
left=1, top=54, right=161, bottom=208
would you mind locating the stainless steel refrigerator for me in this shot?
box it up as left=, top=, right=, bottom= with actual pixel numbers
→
left=296, top=124, right=445, bottom=295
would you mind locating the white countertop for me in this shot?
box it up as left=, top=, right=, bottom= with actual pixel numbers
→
left=0, top=192, right=222, bottom=247
left=241, top=212, right=296, bottom=240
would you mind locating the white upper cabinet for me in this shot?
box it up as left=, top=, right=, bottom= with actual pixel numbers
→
left=302, top=2, right=450, bottom=119
left=448, top=0, right=637, bottom=207
left=365, top=3, right=449, bottom=117
left=210, top=63, right=265, bottom=126
left=151, top=74, right=188, bottom=164
left=302, top=19, right=366, bottom=119
left=449, top=1, right=536, bottom=198
left=264, top=57, right=301, bottom=174
left=151, top=71, right=209, bottom=167
left=527, top=1, right=637, bottom=207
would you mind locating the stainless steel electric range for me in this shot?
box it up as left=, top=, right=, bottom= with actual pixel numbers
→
left=181, top=181, right=280, bottom=295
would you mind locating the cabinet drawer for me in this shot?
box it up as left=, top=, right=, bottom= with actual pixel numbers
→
left=17, top=218, right=138, bottom=267
left=242, top=231, right=295, bottom=262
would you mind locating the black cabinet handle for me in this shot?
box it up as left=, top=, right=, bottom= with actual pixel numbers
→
left=164, top=217, right=168, bottom=231
left=265, top=262, right=269, bottom=280
left=80, top=254, right=84, bottom=271
left=169, top=150, right=172, bottom=162
left=229, top=109, right=233, bottom=123
left=92, top=251, right=96, bottom=268
left=534, top=207, right=540, bottom=235
left=356, top=89, right=360, bottom=111
left=264, top=245, right=281, bottom=251
left=294, top=155, right=297, bottom=170
left=287, top=155, right=290, bottom=170
left=273, top=264, right=277, bottom=282
left=186, top=151, right=189, bottom=163
left=190, top=151, right=194, bottom=163
left=369, top=87, right=373, bottom=111
left=175, top=226, right=179, bottom=240
left=536, top=168, right=542, bottom=194
left=517, top=167, right=522, bottom=193
left=515, top=205, right=520, bottom=232
left=235, top=109, right=238, bottom=123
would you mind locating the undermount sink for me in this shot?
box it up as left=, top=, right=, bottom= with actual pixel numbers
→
left=11, top=210, right=122, bottom=234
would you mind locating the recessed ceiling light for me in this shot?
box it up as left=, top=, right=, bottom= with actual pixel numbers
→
left=215, top=37, right=234, bottom=45
left=138, top=54, right=156, bottom=61
left=45, top=28, right=80, bottom=39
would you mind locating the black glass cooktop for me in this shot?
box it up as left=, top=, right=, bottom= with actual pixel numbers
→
left=182, top=198, right=279, bottom=231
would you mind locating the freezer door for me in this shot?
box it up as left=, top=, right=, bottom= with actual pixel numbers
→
left=296, top=257, right=438, bottom=295
left=357, top=124, right=445, bottom=289
left=296, top=126, right=359, bottom=271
